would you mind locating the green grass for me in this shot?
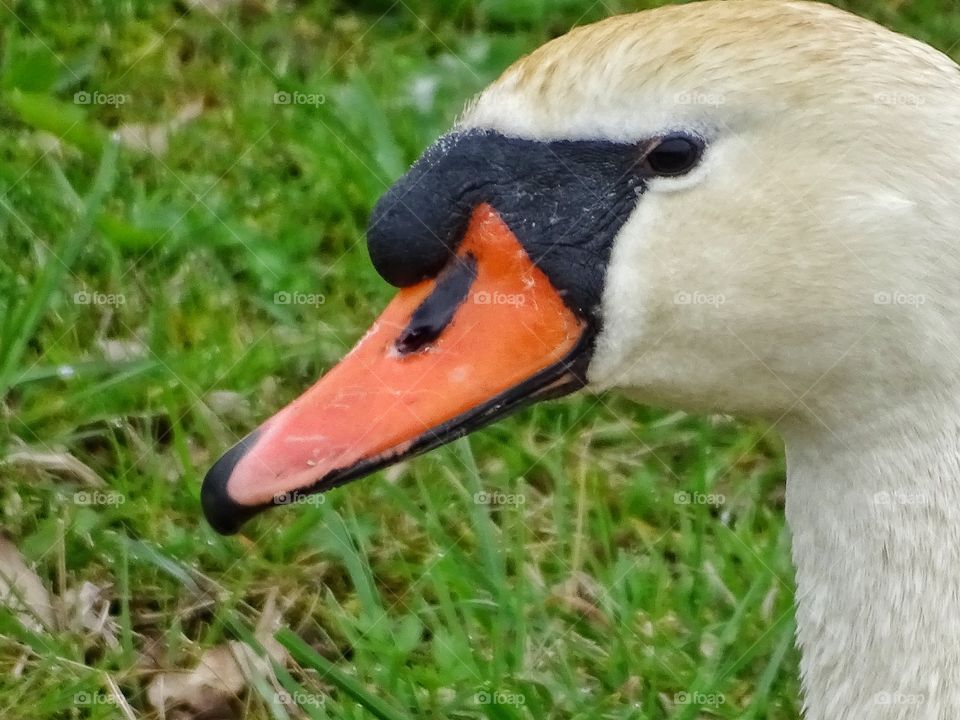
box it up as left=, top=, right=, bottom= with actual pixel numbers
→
left=0, top=1, right=957, bottom=718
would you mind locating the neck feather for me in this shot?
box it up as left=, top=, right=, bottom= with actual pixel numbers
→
left=781, top=398, right=960, bottom=720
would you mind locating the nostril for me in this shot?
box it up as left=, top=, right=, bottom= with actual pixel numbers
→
left=396, top=319, right=444, bottom=354
left=394, top=254, right=478, bottom=355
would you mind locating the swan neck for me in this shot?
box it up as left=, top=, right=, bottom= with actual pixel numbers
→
left=782, top=407, right=960, bottom=720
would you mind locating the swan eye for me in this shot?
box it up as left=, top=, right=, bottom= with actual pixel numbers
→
left=644, top=134, right=704, bottom=176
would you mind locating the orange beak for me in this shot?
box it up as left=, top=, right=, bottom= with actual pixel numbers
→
left=202, top=204, right=591, bottom=533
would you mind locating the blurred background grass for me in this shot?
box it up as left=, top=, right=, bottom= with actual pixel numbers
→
left=0, top=1, right=957, bottom=718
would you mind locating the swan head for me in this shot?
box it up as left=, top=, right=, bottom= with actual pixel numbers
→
left=463, top=0, right=960, bottom=421
left=202, top=0, right=960, bottom=533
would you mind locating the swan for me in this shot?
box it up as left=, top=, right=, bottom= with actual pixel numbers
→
left=200, top=2, right=960, bottom=718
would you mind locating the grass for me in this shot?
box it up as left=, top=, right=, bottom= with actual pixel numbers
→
left=0, top=1, right=957, bottom=718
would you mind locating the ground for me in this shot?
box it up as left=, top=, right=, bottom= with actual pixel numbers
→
left=1, top=1, right=957, bottom=718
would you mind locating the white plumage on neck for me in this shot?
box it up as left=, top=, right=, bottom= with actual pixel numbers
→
left=784, top=408, right=960, bottom=720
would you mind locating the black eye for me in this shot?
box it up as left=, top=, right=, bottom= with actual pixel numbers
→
left=644, top=134, right=704, bottom=176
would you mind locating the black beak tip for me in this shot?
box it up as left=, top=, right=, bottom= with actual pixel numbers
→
left=200, top=431, right=263, bottom=535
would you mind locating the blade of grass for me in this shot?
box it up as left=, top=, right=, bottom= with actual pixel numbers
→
left=743, top=618, right=796, bottom=719
left=0, top=138, right=118, bottom=398
left=276, top=628, right=415, bottom=720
